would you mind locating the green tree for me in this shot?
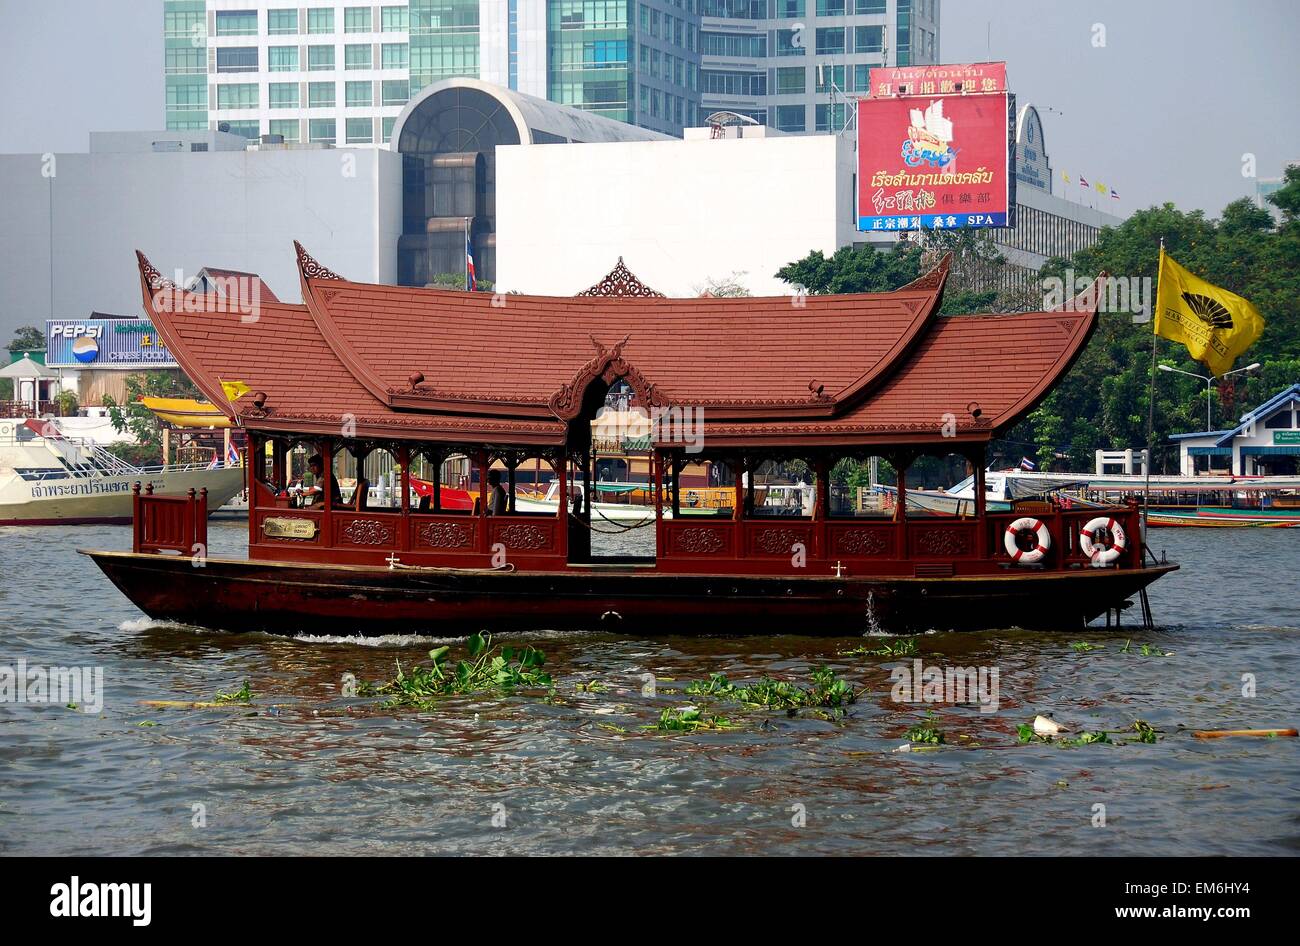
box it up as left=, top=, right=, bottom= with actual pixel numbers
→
left=776, top=231, right=1007, bottom=313
left=6, top=325, right=45, bottom=352
left=775, top=242, right=924, bottom=294
left=1015, top=165, right=1300, bottom=470
left=102, top=370, right=201, bottom=465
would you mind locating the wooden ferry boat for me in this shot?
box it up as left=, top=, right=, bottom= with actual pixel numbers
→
left=82, top=247, right=1177, bottom=635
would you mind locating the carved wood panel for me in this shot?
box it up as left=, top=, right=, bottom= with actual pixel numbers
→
left=412, top=518, right=475, bottom=550
left=909, top=524, right=976, bottom=558
left=668, top=525, right=731, bottom=556
left=828, top=524, right=894, bottom=557
left=333, top=515, right=399, bottom=547
left=489, top=519, right=557, bottom=553
left=746, top=523, right=814, bottom=557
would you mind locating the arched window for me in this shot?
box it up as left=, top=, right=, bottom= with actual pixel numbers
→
left=334, top=442, right=401, bottom=511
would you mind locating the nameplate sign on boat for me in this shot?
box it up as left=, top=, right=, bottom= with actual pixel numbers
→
left=262, top=517, right=319, bottom=539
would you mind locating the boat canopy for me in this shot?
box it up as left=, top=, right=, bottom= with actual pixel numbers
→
left=132, top=245, right=1101, bottom=451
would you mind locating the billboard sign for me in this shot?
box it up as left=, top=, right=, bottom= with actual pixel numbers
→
left=46, top=318, right=177, bottom=369
left=867, top=62, right=1008, bottom=99
left=857, top=91, right=1014, bottom=232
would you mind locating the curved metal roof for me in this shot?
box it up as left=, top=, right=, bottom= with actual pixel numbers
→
left=391, top=77, right=672, bottom=151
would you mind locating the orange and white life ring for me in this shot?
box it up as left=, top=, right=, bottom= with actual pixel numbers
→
left=1004, top=517, right=1051, bottom=564
left=1079, top=516, right=1126, bottom=567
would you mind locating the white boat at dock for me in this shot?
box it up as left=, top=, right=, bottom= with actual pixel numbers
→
left=0, top=417, right=245, bottom=525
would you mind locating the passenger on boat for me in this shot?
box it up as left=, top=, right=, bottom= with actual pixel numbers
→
left=486, top=469, right=509, bottom=516
left=303, top=454, right=341, bottom=508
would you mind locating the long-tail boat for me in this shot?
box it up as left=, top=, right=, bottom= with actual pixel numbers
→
left=81, top=247, right=1177, bottom=635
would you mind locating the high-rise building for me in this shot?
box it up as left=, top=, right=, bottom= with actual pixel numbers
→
left=696, top=0, right=940, bottom=133
left=165, top=1, right=937, bottom=143
left=164, top=0, right=698, bottom=142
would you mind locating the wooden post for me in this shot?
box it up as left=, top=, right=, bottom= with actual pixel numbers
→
left=652, top=449, right=664, bottom=554
left=733, top=455, right=745, bottom=521
left=397, top=443, right=410, bottom=551
left=132, top=482, right=142, bottom=553
left=671, top=454, right=681, bottom=517
left=432, top=448, right=442, bottom=513
left=506, top=454, right=517, bottom=513
left=732, top=455, right=745, bottom=560
left=477, top=448, right=489, bottom=554
left=196, top=487, right=208, bottom=553
left=895, top=452, right=910, bottom=559
left=973, top=446, right=987, bottom=559
left=246, top=433, right=259, bottom=548
left=814, top=455, right=829, bottom=561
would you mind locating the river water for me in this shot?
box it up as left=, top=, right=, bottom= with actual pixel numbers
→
left=1, top=522, right=1296, bottom=855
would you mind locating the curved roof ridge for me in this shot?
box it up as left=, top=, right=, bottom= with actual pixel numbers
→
left=295, top=243, right=950, bottom=422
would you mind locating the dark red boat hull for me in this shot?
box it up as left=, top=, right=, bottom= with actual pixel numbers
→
left=82, top=550, right=1177, bottom=636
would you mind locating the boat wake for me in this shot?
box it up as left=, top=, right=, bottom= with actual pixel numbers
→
left=289, top=628, right=602, bottom=648
left=118, top=616, right=210, bottom=634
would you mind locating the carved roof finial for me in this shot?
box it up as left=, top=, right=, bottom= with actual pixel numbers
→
left=897, top=252, right=952, bottom=292
left=294, top=240, right=345, bottom=281
left=136, top=250, right=178, bottom=292
left=576, top=257, right=664, bottom=298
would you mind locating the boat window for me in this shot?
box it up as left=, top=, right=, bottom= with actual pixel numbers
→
left=409, top=448, right=475, bottom=515
left=509, top=454, right=559, bottom=516
left=829, top=454, right=893, bottom=518
left=747, top=458, right=814, bottom=519
left=902, top=453, right=979, bottom=519
left=334, top=443, right=400, bottom=510
left=677, top=455, right=735, bottom=517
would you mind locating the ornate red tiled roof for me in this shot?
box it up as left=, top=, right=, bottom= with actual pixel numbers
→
left=134, top=252, right=563, bottom=443
left=295, top=242, right=946, bottom=420
left=133, top=247, right=1096, bottom=448
left=699, top=308, right=1096, bottom=446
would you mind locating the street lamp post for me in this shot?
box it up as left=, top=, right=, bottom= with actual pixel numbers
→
left=1158, top=362, right=1261, bottom=431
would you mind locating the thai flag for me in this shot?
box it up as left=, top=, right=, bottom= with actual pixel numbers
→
left=466, top=237, right=476, bottom=292
left=1111, top=188, right=1120, bottom=200
left=226, top=442, right=240, bottom=467
left=1020, top=456, right=1037, bottom=471
left=207, top=454, right=220, bottom=471
left=1079, top=176, right=1089, bottom=188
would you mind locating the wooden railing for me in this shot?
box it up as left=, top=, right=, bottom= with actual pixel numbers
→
left=658, top=500, right=1146, bottom=575
left=132, top=482, right=208, bottom=555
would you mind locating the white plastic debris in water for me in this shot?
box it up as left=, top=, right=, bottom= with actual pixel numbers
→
left=1033, top=714, right=1068, bottom=736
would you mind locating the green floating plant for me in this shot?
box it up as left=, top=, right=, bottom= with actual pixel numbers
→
left=840, top=637, right=919, bottom=658
left=685, top=667, right=858, bottom=711
left=1119, top=640, right=1174, bottom=657
left=651, top=707, right=739, bottom=732
left=214, top=680, right=253, bottom=705
left=361, top=633, right=552, bottom=706
left=904, top=709, right=945, bottom=745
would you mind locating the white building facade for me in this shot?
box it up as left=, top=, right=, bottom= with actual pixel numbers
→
left=496, top=124, right=855, bottom=295
left=1171, top=385, right=1300, bottom=476
left=0, top=131, right=402, bottom=339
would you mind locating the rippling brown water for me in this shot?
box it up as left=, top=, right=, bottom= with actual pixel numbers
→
left=1, top=522, right=1296, bottom=855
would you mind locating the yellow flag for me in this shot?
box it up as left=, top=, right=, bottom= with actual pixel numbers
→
left=1095, top=181, right=1107, bottom=193
left=220, top=380, right=250, bottom=402
left=1154, top=248, right=1265, bottom=376
left=1062, top=171, right=1071, bottom=184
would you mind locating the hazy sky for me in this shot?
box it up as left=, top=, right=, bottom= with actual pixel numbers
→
left=0, top=0, right=1297, bottom=217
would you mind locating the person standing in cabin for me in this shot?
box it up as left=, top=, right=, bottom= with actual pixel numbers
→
left=486, top=468, right=509, bottom=516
